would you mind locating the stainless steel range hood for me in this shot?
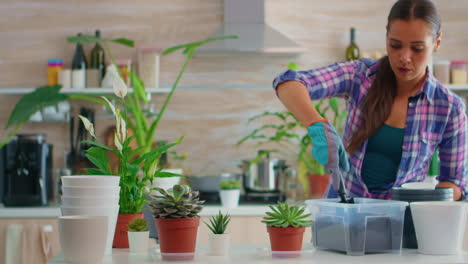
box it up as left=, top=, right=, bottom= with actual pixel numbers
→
left=198, top=0, right=306, bottom=54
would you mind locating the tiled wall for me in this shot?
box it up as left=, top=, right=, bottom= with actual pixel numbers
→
left=1, top=0, right=467, bottom=175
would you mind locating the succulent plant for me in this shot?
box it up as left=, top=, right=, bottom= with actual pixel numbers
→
left=128, top=218, right=149, bottom=232
left=219, top=179, right=241, bottom=190
left=262, top=202, right=312, bottom=228
left=204, top=210, right=231, bottom=234
left=149, top=184, right=204, bottom=219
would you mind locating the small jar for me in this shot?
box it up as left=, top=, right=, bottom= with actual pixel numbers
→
left=450, top=61, right=468, bottom=85
left=433, top=61, right=450, bottom=85
left=47, top=59, right=63, bottom=85
left=137, top=46, right=161, bottom=89
left=116, top=59, right=132, bottom=86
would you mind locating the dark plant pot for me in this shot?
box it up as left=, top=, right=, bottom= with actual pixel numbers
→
left=155, top=218, right=200, bottom=261
left=267, top=226, right=305, bottom=258
left=113, top=213, right=144, bottom=248
left=308, top=174, right=330, bottom=199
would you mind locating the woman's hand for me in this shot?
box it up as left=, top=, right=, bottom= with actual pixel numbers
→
left=436, top=181, right=462, bottom=200
left=308, top=119, right=350, bottom=190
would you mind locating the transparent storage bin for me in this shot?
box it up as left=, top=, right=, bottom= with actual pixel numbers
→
left=305, top=198, right=408, bottom=256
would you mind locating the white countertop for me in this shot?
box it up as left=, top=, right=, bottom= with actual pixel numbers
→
left=0, top=204, right=277, bottom=218
left=49, top=244, right=468, bottom=264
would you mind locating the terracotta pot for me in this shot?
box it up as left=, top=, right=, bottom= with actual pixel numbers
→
left=155, top=218, right=200, bottom=261
left=309, top=174, right=330, bottom=199
left=267, top=226, right=306, bottom=257
left=112, top=213, right=144, bottom=248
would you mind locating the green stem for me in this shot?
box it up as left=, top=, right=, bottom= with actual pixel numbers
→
left=146, top=50, right=195, bottom=147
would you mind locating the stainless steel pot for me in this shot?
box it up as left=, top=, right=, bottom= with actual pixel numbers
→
left=240, top=157, right=288, bottom=192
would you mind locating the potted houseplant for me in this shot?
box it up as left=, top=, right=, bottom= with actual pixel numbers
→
left=3, top=34, right=237, bottom=248
left=127, top=217, right=150, bottom=253
left=237, top=64, right=347, bottom=199
left=149, top=184, right=204, bottom=261
left=219, top=179, right=241, bottom=208
left=262, top=202, right=312, bottom=258
left=204, top=210, right=231, bottom=256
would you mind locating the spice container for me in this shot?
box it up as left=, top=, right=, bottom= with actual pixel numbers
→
left=450, top=61, right=468, bottom=85
left=433, top=61, right=450, bottom=85
left=58, top=69, right=72, bottom=89
left=47, top=59, right=63, bottom=85
left=116, top=59, right=132, bottom=86
left=137, top=46, right=161, bottom=89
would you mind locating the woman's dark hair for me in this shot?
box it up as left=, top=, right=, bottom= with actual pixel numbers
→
left=346, top=0, right=441, bottom=154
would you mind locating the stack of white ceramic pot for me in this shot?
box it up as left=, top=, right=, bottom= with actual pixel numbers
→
left=60, top=175, right=120, bottom=255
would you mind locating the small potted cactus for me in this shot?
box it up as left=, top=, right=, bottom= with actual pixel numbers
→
left=219, top=179, right=241, bottom=208
left=149, top=184, right=204, bottom=261
left=204, top=210, right=231, bottom=256
left=262, top=202, right=312, bottom=258
left=127, top=218, right=150, bottom=253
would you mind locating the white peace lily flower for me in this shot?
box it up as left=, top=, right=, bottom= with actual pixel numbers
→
left=102, top=96, right=117, bottom=118
left=120, top=116, right=127, bottom=141
left=78, top=115, right=96, bottom=138
left=113, top=75, right=128, bottom=98
left=114, top=132, right=123, bottom=152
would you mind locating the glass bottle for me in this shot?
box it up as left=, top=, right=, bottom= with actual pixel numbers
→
left=346, top=27, right=360, bottom=61
left=90, top=30, right=106, bottom=86
left=71, top=33, right=88, bottom=89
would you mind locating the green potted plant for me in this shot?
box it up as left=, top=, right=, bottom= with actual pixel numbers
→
left=149, top=184, right=204, bottom=261
left=127, top=217, right=150, bottom=253
left=237, top=63, right=347, bottom=199
left=219, top=179, right=241, bottom=208
left=262, top=202, right=312, bottom=258
left=204, top=210, right=231, bottom=256
left=3, top=34, right=237, bottom=249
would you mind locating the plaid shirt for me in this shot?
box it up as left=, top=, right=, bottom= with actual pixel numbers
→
left=273, top=58, right=468, bottom=199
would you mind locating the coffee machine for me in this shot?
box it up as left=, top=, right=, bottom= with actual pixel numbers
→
left=1, top=134, right=53, bottom=206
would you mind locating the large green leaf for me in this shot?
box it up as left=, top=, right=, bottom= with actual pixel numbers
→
left=111, top=38, right=134, bottom=47
left=6, top=85, right=68, bottom=128
left=85, top=147, right=111, bottom=173
left=67, top=35, right=100, bottom=43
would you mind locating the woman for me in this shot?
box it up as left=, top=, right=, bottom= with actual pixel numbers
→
left=273, top=0, right=468, bottom=200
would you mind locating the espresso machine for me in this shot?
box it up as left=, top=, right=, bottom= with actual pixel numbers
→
left=240, top=151, right=287, bottom=203
left=1, top=134, right=53, bottom=206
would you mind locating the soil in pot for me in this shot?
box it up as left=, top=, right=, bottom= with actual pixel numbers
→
left=113, top=213, right=144, bottom=248
left=155, top=217, right=200, bottom=261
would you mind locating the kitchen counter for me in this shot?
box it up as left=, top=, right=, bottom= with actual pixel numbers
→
left=0, top=204, right=281, bottom=218
left=48, top=244, right=468, bottom=264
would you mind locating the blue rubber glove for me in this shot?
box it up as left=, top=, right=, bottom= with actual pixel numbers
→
left=307, top=119, right=350, bottom=192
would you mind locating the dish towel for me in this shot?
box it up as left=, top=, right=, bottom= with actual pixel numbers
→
left=5, top=224, right=23, bottom=264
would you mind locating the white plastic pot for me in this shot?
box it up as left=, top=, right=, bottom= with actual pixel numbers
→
left=411, top=201, right=468, bottom=255
left=62, top=186, right=120, bottom=197
left=151, top=170, right=182, bottom=195
left=128, top=231, right=150, bottom=253
left=61, top=175, right=120, bottom=187
left=219, top=189, right=240, bottom=208
left=61, top=206, right=119, bottom=255
left=58, top=216, right=108, bottom=264
left=208, top=233, right=230, bottom=256
left=61, top=196, right=119, bottom=207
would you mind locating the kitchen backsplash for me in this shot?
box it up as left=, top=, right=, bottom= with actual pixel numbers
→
left=1, top=0, right=468, bottom=175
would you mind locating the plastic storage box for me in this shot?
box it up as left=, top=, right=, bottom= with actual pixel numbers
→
left=305, top=198, right=408, bottom=256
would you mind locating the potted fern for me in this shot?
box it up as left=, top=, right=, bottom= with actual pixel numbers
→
left=262, top=202, right=312, bottom=258
left=204, top=210, right=231, bottom=256
left=127, top=218, right=150, bottom=253
left=149, top=184, right=204, bottom=261
left=219, top=179, right=241, bottom=208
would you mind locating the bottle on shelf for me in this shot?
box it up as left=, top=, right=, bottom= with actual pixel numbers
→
left=71, top=33, right=88, bottom=89
left=345, top=27, right=360, bottom=61
left=47, top=59, right=63, bottom=85
left=90, top=29, right=106, bottom=87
